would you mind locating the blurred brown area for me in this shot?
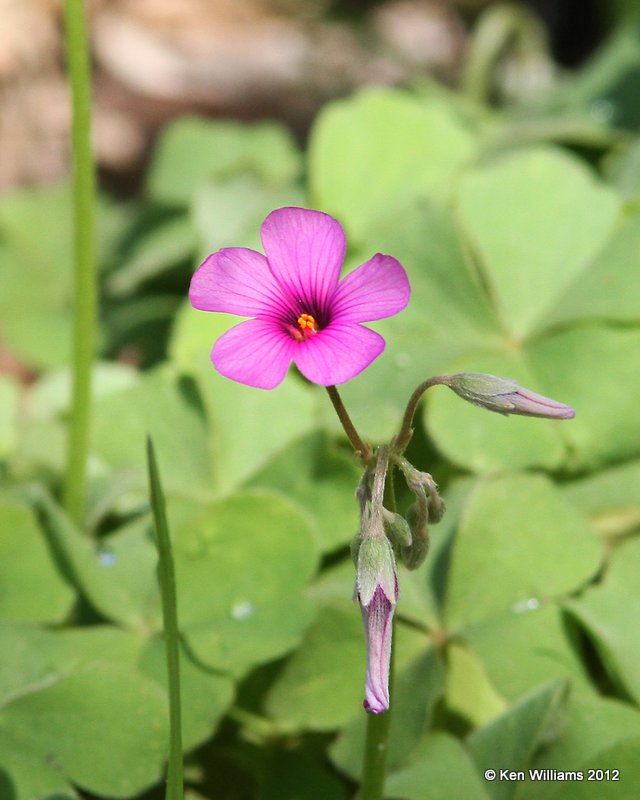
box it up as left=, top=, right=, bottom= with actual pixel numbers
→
left=0, top=0, right=470, bottom=193
left=0, top=0, right=610, bottom=194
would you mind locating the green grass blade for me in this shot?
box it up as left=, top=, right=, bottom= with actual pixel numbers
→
left=63, top=0, right=98, bottom=527
left=147, top=436, right=184, bottom=800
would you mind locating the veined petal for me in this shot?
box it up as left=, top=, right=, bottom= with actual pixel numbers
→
left=190, top=248, right=287, bottom=318
left=261, top=207, right=345, bottom=312
left=331, top=253, right=410, bottom=323
left=292, top=323, right=385, bottom=386
left=211, top=319, right=295, bottom=389
left=362, top=586, right=395, bottom=714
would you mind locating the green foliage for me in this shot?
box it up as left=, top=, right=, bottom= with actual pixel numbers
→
left=309, top=88, right=475, bottom=243
left=0, top=185, right=123, bottom=370
left=467, top=681, right=568, bottom=799
left=148, top=117, right=302, bottom=206
left=519, top=693, right=640, bottom=800
left=3, top=21, right=640, bottom=796
left=385, top=732, right=491, bottom=800
left=0, top=500, right=75, bottom=622
left=265, top=607, right=366, bottom=731
left=443, top=474, right=601, bottom=629
left=171, top=491, right=319, bottom=675
left=0, top=623, right=168, bottom=798
left=0, top=376, right=20, bottom=458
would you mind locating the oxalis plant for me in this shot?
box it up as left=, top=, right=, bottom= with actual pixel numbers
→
left=189, top=206, right=575, bottom=800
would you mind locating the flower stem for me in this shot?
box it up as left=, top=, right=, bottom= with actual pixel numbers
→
left=394, top=375, right=449, bottom=454
left=360, top=700, right=393, bottom=800
left=359, top=459, right=396, bottom=800
left=147, top=437, right=184, bottom=800
left=370, top=445, right=389, bottom=512
left=325, top=386, right=371, bottom=460
left=63, top=0, right=98, bottom=527
left=461, top=1, right=549, bottom=104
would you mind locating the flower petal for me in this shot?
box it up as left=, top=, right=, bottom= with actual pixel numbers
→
left=190, top=248, right=287, bottom=318
left=212, top=319, right=295, bottom=389
left=261, top=207, right=345, bottom=312
left=331, top=253, right=410, bottom=323
left=293, top=323, right=385, bottom=386
left=362, top=586, right=395, bottom=714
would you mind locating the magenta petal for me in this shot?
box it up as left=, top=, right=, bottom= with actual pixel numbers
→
left=331, top=254, right=411, bottom=323
left=211, top=319, right=295, bottom=389
left=261, top=207, right=345, bottom=310
left=510, top=387, right=576, bottom=419
left=292, top=323, right=385, bottom=386
left=190, top=248, right=286, bottom=317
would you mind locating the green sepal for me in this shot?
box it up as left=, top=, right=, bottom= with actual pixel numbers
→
left=356, top=536, right=397, bottom=607
left=383, top=509, right=413, bottom=549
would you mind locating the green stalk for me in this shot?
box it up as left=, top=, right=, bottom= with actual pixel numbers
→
left=360, top=680, right=394, bottom=800
left=394, top=375, right=448, bottom=453
left=359, top=459, right=397, bottom=800
left=326, top=386, right=372, bottom=461
left=147, top=437, right=184, bottom=800
left=324, top=392, right=396, bottom=799
left=63, top=0, right=98, bottom=526
left=461, top=1, right=549, bottom=104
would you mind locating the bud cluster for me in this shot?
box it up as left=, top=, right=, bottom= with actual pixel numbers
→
left=350, top=371, right=575, bottom=715
left=352, top=447, right=446, bottom=713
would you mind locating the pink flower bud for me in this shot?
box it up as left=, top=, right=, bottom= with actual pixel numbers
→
left=445, top=373, right=575, bottom=419
left=356, top=537, right=398, bottom=714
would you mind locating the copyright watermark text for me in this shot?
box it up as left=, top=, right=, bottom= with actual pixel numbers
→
left=483, top=769, right=620, bottom=782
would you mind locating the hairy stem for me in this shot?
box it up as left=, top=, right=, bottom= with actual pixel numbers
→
left=394, top=375, right=449, bottom=453
left=63, top=0, right=97, bottom=527
left=370, top=445, right=390, bottom=512
left=326, top=385, right=371, bottom=460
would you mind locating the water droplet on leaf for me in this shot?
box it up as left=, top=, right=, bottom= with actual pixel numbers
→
left=230, top=601, right=255, bottom=620
left=98, top=548, right=117, bottom=567
left=512, top=597, right=540, bottom=613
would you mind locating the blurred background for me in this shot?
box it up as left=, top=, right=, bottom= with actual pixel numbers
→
left=0, top=0, right=630, bottom=195
left=4, top=0, right=639, bottom=378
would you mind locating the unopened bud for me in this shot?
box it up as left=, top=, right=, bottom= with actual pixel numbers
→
left=401, top=537, right=429, bottom=571
left=402, top=497, right=429, bottom=570
left=444, top=373, right=575, bottom=419
left=382, top=508, right=412, bottom=549
left=355, top=536, right=398, bottom=714
left=420, top=472, right=445, bottom=523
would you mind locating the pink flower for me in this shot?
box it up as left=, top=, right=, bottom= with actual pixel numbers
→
left=189, top=207, right=410, bottom=389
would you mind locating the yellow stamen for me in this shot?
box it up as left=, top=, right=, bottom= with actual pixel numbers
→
left=297, top=313, right=317, bottom=331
